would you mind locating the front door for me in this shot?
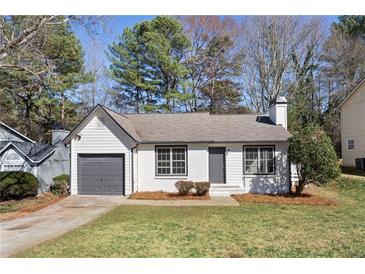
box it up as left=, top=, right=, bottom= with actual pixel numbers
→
left=209, top=147, right=226, bottom=184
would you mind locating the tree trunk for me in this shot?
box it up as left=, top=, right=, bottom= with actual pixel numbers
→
left=295, top=180, right=305, bottom=196
left=61, top=92, right=65, bottom=123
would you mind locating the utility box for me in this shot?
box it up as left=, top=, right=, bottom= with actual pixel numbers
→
left=355, top=158, right=365, bottom=171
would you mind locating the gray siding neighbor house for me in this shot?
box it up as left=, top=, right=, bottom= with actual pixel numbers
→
left=0, top=122, right=70, bottom=192
left=64, top=97, right=294, bottom=196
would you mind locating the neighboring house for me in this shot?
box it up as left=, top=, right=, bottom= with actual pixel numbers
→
left=339, top=79, right=365, bottom=170
left=64, top=97, right=292, bottom=196
left=0, top=122, right=70, bottom=192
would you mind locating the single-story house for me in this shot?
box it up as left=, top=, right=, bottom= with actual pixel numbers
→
left=63, top=97, right=293, bottom=196
left=339, top=78, right=365, bottom=170
left=0, top=122, right=70, bottom=192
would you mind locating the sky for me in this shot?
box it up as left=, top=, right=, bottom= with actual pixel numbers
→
left=72, top=15, right=339, bottom=71
left=70, top=15, right=339, bottom=107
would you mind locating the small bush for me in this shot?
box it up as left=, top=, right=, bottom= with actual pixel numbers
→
left=0, top=171, right=39, bottom=201
left=194, top=182, right=210, bottom=196
left=175, top=180, right=194, bottom=195
left=50, top=174, right=70, bottom=196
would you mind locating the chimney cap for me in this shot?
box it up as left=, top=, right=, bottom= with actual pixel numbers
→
left=270, top=96, right=287, bottom=107
left=276, top=96, right=287, bottom=104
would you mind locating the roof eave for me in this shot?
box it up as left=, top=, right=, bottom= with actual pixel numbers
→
left=63, top=104, right=140, bottom=144
left=138, top=139, right=290, bottom=144
left=338, top=78, right=365, bottom=108
left=0, top=122, right=36, bottom=143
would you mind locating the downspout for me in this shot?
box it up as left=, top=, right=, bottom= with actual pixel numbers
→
left=131, top=145, right=137, bottom=195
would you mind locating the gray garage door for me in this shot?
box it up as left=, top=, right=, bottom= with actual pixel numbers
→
left=78, top=154, right=124, bottom=195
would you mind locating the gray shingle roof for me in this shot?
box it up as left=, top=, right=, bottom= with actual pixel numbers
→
left=0, top=141, right=56, bottom=162
left=103, top=107, right=291, bottom=143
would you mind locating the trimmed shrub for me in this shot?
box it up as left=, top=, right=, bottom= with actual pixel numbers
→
left=175, top=180, right=194, bottom=195
left=50, top=174, right=70, bottom=196
left=194, top=182, right=210, bottom=196
left=0, top=171, right=39, bottom=201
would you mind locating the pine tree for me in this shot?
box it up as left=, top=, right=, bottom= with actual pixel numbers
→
left=109, top=16, right=191, bottom=113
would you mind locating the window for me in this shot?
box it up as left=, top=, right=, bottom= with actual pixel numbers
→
left=156, top=146, right=187, bottom=176
left=347, top=139, right=354, bottom=150
left=5, top=151, right=21, bottom=161
left=1, top=150, right=24, bottom=171
left=244, top=146, right=274, bottom=174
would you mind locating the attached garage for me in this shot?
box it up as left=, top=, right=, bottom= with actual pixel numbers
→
left=78, top=154, right=125, bottom=195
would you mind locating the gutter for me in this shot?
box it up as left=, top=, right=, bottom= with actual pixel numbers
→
left=138, top=140, right=290, bottom=144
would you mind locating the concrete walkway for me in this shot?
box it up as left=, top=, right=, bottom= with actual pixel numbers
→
left=0, top=195, right=238, bottom=257
left=0, top=195, right=125, bottom=258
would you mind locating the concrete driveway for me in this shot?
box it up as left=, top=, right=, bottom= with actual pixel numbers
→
left=0, top=195, right=125, bottom=258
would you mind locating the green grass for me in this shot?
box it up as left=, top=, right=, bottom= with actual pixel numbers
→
left=17, top=177, right=365, bottom=258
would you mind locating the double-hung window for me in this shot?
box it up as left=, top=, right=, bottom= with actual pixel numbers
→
left=244, top=146, right=275, bottom=174
left=156, top=146, right=187, bottom=176
left=347, top=139, right=354, bottom=150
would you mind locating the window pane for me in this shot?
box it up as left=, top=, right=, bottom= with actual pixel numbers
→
left=245, top=148, right=258, bottom=173
left=172, top=148, right=185, bottom=160
left=259, top=148, right=274, bottom=173
left=157, top=148, right=171, bottom=175
left=172, top=148, right=186, bottom=174
left=157, top=167, right=170, bottom=174
left=172, top=161, right=185, bottom=174
left=267, top=160, right=274, bottom=173
left=246, top=148, right=258, bottom=159
left=348, top=140, right=354, bottom=150
left=245, top=160, right=257, bottom=173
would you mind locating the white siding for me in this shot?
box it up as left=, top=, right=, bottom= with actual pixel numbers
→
left=136, top=143, right=208, bottom=192
left=135, top=142, right=290, bottom=194
left=341, top=83, right=365, bottom=167
left=242, top=143, right=290, bottom=194
left=70, top=110, right=134, bottom=195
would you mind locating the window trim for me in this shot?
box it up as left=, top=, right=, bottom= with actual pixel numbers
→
left=243, top=145, right=276, bottom=175
left=155, top=145, right=188, bottom=176
left=347, top=139, right=355, bottom=151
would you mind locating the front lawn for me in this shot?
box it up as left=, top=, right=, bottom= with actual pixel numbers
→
left=0, top=193, right=63, bottom=221
left=17, top=177, right=365, bottom=258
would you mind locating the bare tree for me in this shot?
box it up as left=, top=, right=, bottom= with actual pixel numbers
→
left=179, top=16, right=243, bottom=111
left=241, top=16, right=324, bottom=112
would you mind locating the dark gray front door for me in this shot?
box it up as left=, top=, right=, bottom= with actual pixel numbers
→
left=78, top=154, right=124, bottom=195
left=209, top=147, right=226, bottom=184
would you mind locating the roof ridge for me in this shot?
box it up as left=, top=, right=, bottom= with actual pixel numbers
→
left=99, top=105, right=138, bottom=123
left=124, top=112, right=210, bottom=115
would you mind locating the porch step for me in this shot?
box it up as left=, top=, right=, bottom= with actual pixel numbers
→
left=209, top=184, right=244, bottom=196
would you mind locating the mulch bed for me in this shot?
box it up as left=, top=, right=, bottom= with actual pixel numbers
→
left=130, top=191, right=210, bottom=200
left=231, top=192, right=336, bottom=206
left=0, top=193, right=65, bottom=221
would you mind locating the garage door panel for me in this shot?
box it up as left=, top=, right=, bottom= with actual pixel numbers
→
left=78, top=154, right=124, bottom=195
